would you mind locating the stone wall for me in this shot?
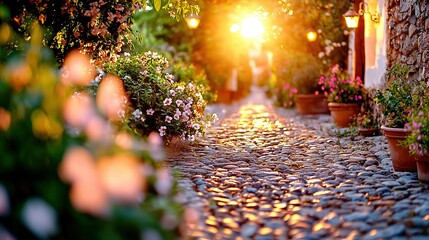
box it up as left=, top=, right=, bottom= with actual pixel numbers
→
left=386, top=0, right=429, bottom=81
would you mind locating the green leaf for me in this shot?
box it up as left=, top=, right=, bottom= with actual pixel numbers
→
left=154, top=0, right=161, bottom=11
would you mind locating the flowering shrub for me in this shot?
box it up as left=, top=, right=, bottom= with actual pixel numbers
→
left=99, top=52, right=216, bottom=143
left=404, top=105, right=429, bottom=156
left=352, top=90, right=381, bottom=130
left=403, top=80, right=429, bottom=156
left=6, top=0, right=198, bottom=63
left=318, top=64, right=366, bottom=104
left=0, top=23, right=190, bottom=240
left=288, top=53, right=323, bottom=94
left=172, top=61, right=216, bottom=104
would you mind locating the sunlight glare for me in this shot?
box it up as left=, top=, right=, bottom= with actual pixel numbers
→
left=240, top=15, right=264, bottom=39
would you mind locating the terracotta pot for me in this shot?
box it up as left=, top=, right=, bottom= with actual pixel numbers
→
left=328, top=102, right=360, bottom=127
left=296, top=94, right=329, bottom=115
left=416, top=155, right=429, bottom=182
left=358, top=128, right=380, bottom=137
left=381, top=126, right=416, bottom=172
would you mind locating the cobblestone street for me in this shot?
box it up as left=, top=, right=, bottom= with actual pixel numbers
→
left=166, top=87, right=429, bottom=240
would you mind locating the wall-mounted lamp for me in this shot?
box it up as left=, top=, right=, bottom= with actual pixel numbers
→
left=185, top=14, right=201, bottom=29
left=358, top=2, right=380, bottom=23
left=343, top=7, right=360, bottom=29
left=343, top=2, right=380, bottom=29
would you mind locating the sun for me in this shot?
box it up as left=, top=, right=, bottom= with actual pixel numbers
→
left=240, top=14, right=265, bottom=39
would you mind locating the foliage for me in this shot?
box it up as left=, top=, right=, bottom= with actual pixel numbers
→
left=100, top=52, right=217, bottom=143
left=318, top=64, right=366, bottom=104
left=352, top=90, right=380, bottom=130
left=131, top=7, right=193, bottom=61
left=290, top=53, right=323, bottom=94
left=268, top=0, right=349, bottom=106
left=5, top=0, right=198, bottom=63
left=272, top=81, right=297, bottom=108
left=375, top=64, right=425, bottom=128
left=0, top=21, right=186, bottom=240
left=172, top=61, right=216, bottom=104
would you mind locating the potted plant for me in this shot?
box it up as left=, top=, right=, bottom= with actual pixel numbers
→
left=352, top=91, right=380, bottom=136
left=376, top=64, right=422, bottom=172
left=319, top=64, right=366, bottom=127
left=401, top=80, right=429, bottom=180
left=403, top=104, right=429, bottom=181
left=292, top=54, right=329, bottom=114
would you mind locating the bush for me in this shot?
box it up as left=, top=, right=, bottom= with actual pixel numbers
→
left=100, top=52, right=216, bottom=143
left=0, top=23, right=188, bottom=240
left=171, top=61, right=216, bottom=104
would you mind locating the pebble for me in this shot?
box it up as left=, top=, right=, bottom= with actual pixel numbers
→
left=165, top=88, right=429, bottom=239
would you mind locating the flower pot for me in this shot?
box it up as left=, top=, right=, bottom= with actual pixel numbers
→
left=415, top=156, right=429, bottom=182
left=358, top=128, right=379, bottom=137
left=381, top=126, right=416, bottom=172
left=296, top=94, right=329, bottom=115
left=328, top=102, right=360, bottom=127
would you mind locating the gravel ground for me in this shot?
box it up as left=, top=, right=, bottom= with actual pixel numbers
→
left=166, top=87, right=429, bottom=240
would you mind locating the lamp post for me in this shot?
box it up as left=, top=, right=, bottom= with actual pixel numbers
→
left=343, top=7, right=359, bottom=78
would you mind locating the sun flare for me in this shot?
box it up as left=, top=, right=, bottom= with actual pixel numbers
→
left=240, top=14, right=265, bottom=39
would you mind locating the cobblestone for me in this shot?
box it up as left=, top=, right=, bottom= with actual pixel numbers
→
left=166, top=87, right=429, bottom=239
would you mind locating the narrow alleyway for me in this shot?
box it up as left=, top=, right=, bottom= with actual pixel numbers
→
left=166, top=87, right=429, bottom=240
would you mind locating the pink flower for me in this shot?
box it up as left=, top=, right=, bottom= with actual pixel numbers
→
left=146, top=109, right=154, bottom=115
left=159, top=126, right=166, bottom=137
left=163, top=98, right=172, bottom=106
left=165, top=116, right=172, bottom=123
left=176, top=99, right=184, bottom=107
left=107, top=12, right=116, bottom=21
left=174, top=113, right=181, bottom=120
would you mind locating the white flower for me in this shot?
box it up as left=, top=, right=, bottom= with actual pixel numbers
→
left=184, top=109, right=192, bottom=116
left=140, top=70, right=149, bottom=76
left=318, top=52, right=325, bottom=59
left=155, top=168, right=173, bottom=196
left=132, top=109, right=142, bottom=119
left=21, top=198, right=58, bottom=239
left=188, top=135, right=195, bottom=142
left=182, top=115, right=189, bottom=122
left=124, top=52, right=130, bottom=57
left=159, top=126, right=167, bottom=136
left=0, top=184, right=9, bottom=216
left=165, top=116, right=172, bottom=123
left=164, top=98, right=172, bottom=106
left=192, top=123, right=200, bottom=130
left=185, top=102, right=192, bottom=110
left=176, top=99, right=184, bottom=107
left=170, top=89, right=176, bottom=96
left=165, top=73, right=175, bottom=83
left=156, top=66, right=162, bottom=74
left=147, top=109, right=155, bottom=115
left=117, top=109, right=125, bottom=119
left=176, top=86, right=184, bottom=93
left=187, top=83, right=195, bottom=90
left=174, top=112, right=181, bottom=120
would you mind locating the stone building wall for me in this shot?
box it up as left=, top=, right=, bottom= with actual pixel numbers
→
left=386, top=0, right=429, bottom=81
